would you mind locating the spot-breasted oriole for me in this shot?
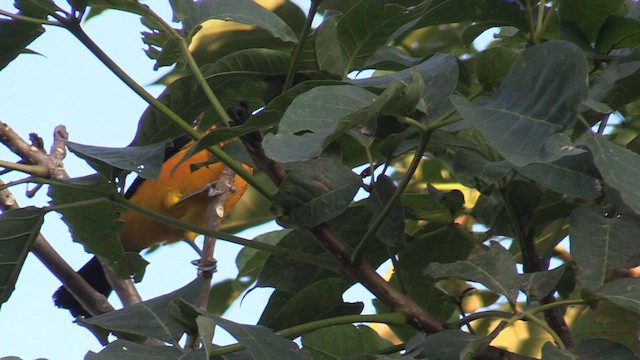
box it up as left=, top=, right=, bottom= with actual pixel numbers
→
left=53, top=136, right=252, bottom=317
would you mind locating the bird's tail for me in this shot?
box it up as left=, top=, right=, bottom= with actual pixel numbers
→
left=52, top=256, right=112, bottom=317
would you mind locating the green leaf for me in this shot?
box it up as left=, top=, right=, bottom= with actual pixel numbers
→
left=453, top=41, right=588, bottom=167
left=476, top=46, right=518, bottom=91
left=202, top=48, right=290, bottom=81
left=572, top=338, right=640, bottom=359
left=570, top=207, right=640, bottom=289
left=350, top=53, right=458, bottom=118
left=586, top=135, right=640, bottom=214
left=407, top=330, right=487, bottom=360
left=236, top=229, right=290, bottom=280
left=180, top=0, right=297, bottom=43
left=66, top=140, right=167, bottom=180
left=85, top=340, right=196, bottom=359
left=453, top=149, right=512, bottom=187
left=81, top=277, right=205, bottom=343
left=334, top=1, right=430, bottom=74
left=48, top=175, right=146, bottom=280
left=263, top=85, right=378, bottom=163
left=559, top=0, right=625, bottom=42
left=572, top=301, right=640, bottom=354
left=590, top=47, right=640, bottom=108
left=426, top=242, right=520, bottom=303
left=516, top=152, right=601, bottom=200
left=0, top=207, right=44, bottom=306
left=272, top=158, right=362, bottom=228
left=595, top=278, right=640, bottom=315
left=366, top=174, right=405, bottom=246
left=0, top=19, right=44, bottom=72
left=595, top=16, right=640, bottom=54
left=402, top=193, right=452, bottom=223
left=174, top=299, right=307, bottom=359
left=259, top=278, right=363, bottom=330
left=314, top=14, right=346, bottom=76
left=541, top=342, right=576, bottom=360
left=301, top=324, right=394, bottom=359
left=415, top=0, right=528, bottom=29
left=519, top=265, right=567, bottom=301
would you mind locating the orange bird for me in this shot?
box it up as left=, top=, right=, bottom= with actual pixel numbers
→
left=53, top=136, right=252, bottom=317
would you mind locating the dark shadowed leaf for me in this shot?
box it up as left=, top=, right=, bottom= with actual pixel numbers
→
left=570, top=207, right=640, bottom=289
left=263, top=85, right=377, bottom=163
left=272, top=158, right=362, bottom=228
left=475, top=46, right=518, bottom=91
left=587, top=135, right=640, bottom=214
left=236, top=229, right=289, bottom=280
left=0, top=207, right=44, bottom=306
left=520, top=265, right=567, bottom=301
left=301, top=324, right=394, bottom=359
left=415, top=0, right=527, bottom=29
left=81, top=277, right=204, bottom=343
left=0, top=19, right=44, bottom=72
left=407, top=330, right=487, bottom=360
left=541, top=342, right=575, bottom=359
left=333, top=1, right=430, bottom=74
left=589, top=47, right=640, bottom=103
left=366, top=174, right=405, bottom=246
left=572, top=338, right=640, bottom=359
left=174, top=300, right=308, bottom=359
left=516, top=152, right=601, bottom=200
left=572, top=301, right=640, bottom=353
left=350, top=53, right=458, bottom=118
left=595, top=16, right=640, bottom=54
left=85, top=340, right=200, bottom=360
left=66, top=141, right=167, bottom=180
left=453, top=41, right=587, bottom=166
left=402, top=192, right=452, bottom=223
left=453, top=149, right=512, bottom=187
left=259, top=278, right=363, bottom=330
left=48, top=175, right=146, bottom=280
left=559, top=0, right=625, bottom=42
left=594, top=278, right=640, bottom=315
left=426, top=242, right=520, bottom=303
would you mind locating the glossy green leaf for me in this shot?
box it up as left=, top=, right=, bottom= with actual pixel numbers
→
left=0, top=207, right=44, bottom=306
left=454, top=41, right=587, bottom=166
left=426, top=242, right=520, bottom=303
left=48, top=175, right=146, bottom=280
left=587, top=135, right=640, bottom=214
left=559, top=0, right=625, bottom=42
left=81, top=277, right=204, bottom=343
left=301, top=324, right=393, bottom=359
left=66, top=140, right=167, bottom=180
left=272, top=158, right=362, bottom=228
left=570, top=207, right=640, bottom=289
left=366, top=174, right=405, bottom=246
left=595, top=16, right=640, bottom=54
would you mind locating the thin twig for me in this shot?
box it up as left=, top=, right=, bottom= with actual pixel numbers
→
left=283, top=0, right=321, bottom=91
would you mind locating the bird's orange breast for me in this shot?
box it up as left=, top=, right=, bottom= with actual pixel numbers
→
left=119, top=146, right=251, bottom=251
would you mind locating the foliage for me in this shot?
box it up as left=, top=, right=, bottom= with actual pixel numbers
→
left=3, top=0, right=640, bottom=359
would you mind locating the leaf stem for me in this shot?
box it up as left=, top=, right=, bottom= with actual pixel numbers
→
left=0, top=159, right=49, bottom=177
left=282, top=0, right=320, bottom=92
left=0, top=9, right=60, bottom=26
left=209, top=312, right=407, bottom=356
left=114, top=196, right=339, bottom=272
left=534, top=1, right=559, bottom=43
left=61, top=19, right=272, bottom=199
left=351, top=128, right=431, bottom=265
